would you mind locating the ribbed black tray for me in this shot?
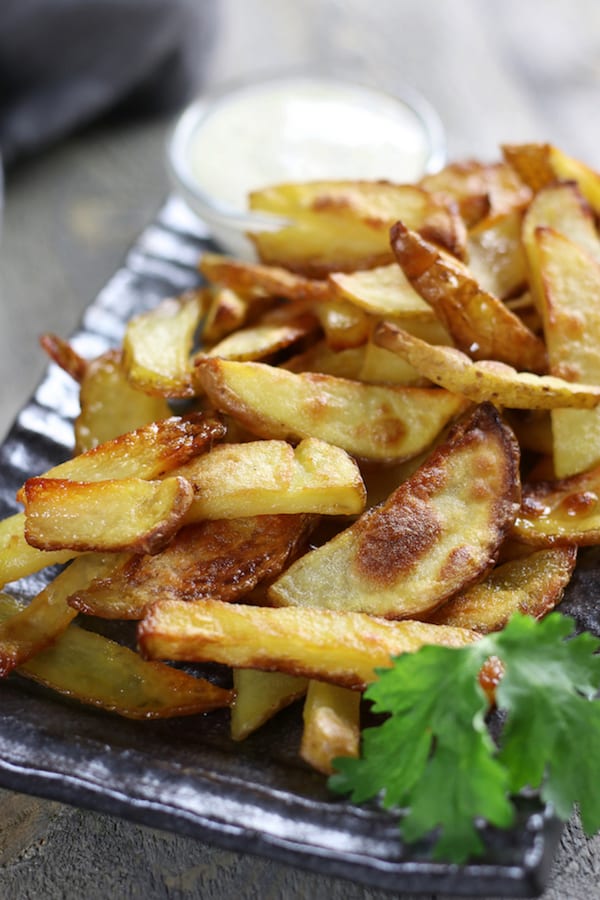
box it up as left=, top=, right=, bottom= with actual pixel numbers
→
left=1, top=196, right=588, bottom=897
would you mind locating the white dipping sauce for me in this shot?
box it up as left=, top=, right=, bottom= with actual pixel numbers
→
left=187, top=77, right=439, bottom=209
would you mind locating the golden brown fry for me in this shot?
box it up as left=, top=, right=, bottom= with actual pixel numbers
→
left=199, top=252, right=331, bottom=302
left=300, top=680, right=360, bottom=775
left=314, top=298, right=371, bottom=351
left=138, top=599, right=476, bottom=690
left=23, top=476, right=193, bottom=554
left=390, top=221, right=547, bottom=374
left=467, top=207, right=528, bottom=300
left=503, top=142, right=600, bottom=215
left=0, top=593, right=232, bottom=718
left=122, top=293, right=204, bottom=398
left=425, top=546, right=576, bottom=632
left=230, top=669, right=308, bottom=741
left=248, top=180, right=466, bottom=276
left=420, top=159, right=531, bottom=226
left=39, top=333, right=88, bottom=382
left=374, top=321, right=600, bottom=409
left=513, top=465, right=600, bottom=546
left=0, top=513, right=76, bottom=588
left=202, top=285, right=249, bottom=343
left=328, top=264, right=436, bottom=321
left=269, top=404, right=521, bottom=619
left=195, top=358, right=466, bottom=463
left=16, top=413, right=225, bottom=505
left=68, top=515, right=317, bottom=619
left=200, top=312, right=319, bottom=361
left=0, top=554, right=118, bottom=676
left=75, top=350, right=172, bottom=454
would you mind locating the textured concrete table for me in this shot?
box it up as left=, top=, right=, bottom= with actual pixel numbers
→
left=1, top=2, right=600, bottom=897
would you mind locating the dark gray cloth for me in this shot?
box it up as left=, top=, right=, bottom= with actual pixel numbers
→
left=0, top=0, right=213, bottom=166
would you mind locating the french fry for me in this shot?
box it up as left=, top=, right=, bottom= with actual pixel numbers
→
left=374, top=321, right=600, bottom=409
left=390, top=221, right=548, bottom=373
left=200, top=312, right=319, bottom=361
left=0, top=553, right=118, bottom=676
left=75, top=350, right=171, bottom=453
left=23, top=476, right=193, bottom=554
left=122, top=292, right=204, bottom=398
left=300, top=680, right=360, bottom=775
left=425, top=546, right=576, bottom=632
left=138, top=599, right=476, bottom=690
left=202, top=285, right=249, bottom=343
left=16, top=413, right=225, bottom=504
left=503, top=142, right=600, bottom=215
left=513, top=465, right=600, bottom=546
left=230, top=669, right=308, bottom=741
left=195, top=358, right=466, bottom=463
left=0, top=513, right=76, bottom=588
left=268, top=404, right=520, bottom=619
left=40, top=333, right=88, bottom=382
left=420, top=159, right=531, bottom=226
left=314, top=298, right=371, bottom=350
left=329, top=263, right=437, bottom=321
left=199, top=252, right=331, bottom=302
left=177, top=438, right=366, bottom=519
left=0, top=593, right=232, bottom=718
left=68, top=515, right=316, bottom=619
left=248, top=180, right=466, bottom=276
left=466, top=208, right=528, bottom=300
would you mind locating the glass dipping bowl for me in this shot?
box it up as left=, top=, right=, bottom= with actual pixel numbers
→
left=167, top=73, right=446, bottom=257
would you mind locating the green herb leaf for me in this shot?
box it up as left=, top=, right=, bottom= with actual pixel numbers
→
left=329, top=612, right=600, bottom=862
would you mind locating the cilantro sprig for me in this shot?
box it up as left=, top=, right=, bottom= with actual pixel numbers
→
left=329, top=612, right=600, bottom=863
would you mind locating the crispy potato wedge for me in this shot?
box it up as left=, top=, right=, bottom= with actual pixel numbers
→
left=0, top=513, right=77, bottom=587
left=374, top=322, right=600, bottom=409
left=269, top=404, right=521, bottom=619
left=202, top=286, right=249, bottom=343
left=0, top=593, right=232, bottom=717
left=300, top=680, right=360, bottom=775
left=248, top=180, right=466, bottom=276
left=40, top=333, right=88, bottom=382
left=16, top=413, right=225, bottom=504
left=329, top=264, right=437, bottom=321
left=425, top=546, right=576, bottom=632
left=138, top=599, right=476, bottom=690
left=177, top=438, right=365, bottom=519
left=513, top=465, right=600, bottom=545
left=420, top=160, right=531, bottom=226
left=230, top=669, right=308, bottom=741
left=122, top=293, right=204, bottom=398
left=200, top=312, right=319, bottom=361
left=503, top=142, right=600, bottom=214
left=199, top=252, right=331, bottom=302
left=195, top=358, right=466, bottom=463
left=390, top=222, right=547, bottom=373
left=534, top=228, right=600, bottom=476
left=75, top=350, right=172, bottom=454
left=0, top=553, right=118, bottom=676
left=467, top=207, right=527, bottom=300
left=68, top=515, right=316, bottom=619
left=23, top=476, right=193, bottom=554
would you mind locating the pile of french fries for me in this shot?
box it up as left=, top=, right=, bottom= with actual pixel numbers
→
left=2, top=142, right=600, bottom=775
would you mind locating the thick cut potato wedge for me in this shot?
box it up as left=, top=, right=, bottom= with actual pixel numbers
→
left=122, top=293, right=204, bottom=398
left=16, top=413, right=225, bottom=504
left=248, top=180, right=466, bottom=276
left=420, top=160, right=531, bottom=226
left=467, top=208, right=527, bottom=300
left=534, top=228, right=600, bottom=477
left=374, top=322, right=600, bottom=409
left=138, top=599, right=476, bottom=690
left=230, top=669, right=308, bottom=741
left=329, top=264, right=437, bottom=321
left=199, top=253, right=331, bottom=302
left=0, top=553, right=118, bottom=676
left=23, top=476, right=193, bottom=554
left=269, top=404, right=521, bottom=619
left=201, top=312, right=319, bottom=361
left=513, top=465, right=600, bottom=545
left=0, top=593, right=232, bottom=718
left=74, top=350, right=172, bottom=454
left=503, top=142, right=600, bottom=214
left=390, top=222, right=547, bottom=373
left=425, top=546, right=576, bottom=632
left=177, top=438, right=365, bottom=519
left=0, top=513, right=77, bottom=587
left=195, top=358, right=466, bottom=463
left=300, top=680, right=360, bottom=775
left=68, top=515, right=317, bottom=619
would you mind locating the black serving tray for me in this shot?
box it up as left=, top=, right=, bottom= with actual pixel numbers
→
left=1, top=196, right=589, bottom=897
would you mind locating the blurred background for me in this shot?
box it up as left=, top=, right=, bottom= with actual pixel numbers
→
left=1, top=2, right=600, bottom=898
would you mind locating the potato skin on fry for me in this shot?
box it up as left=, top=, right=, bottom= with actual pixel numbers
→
left=269, top=404, right=521, bottom=619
